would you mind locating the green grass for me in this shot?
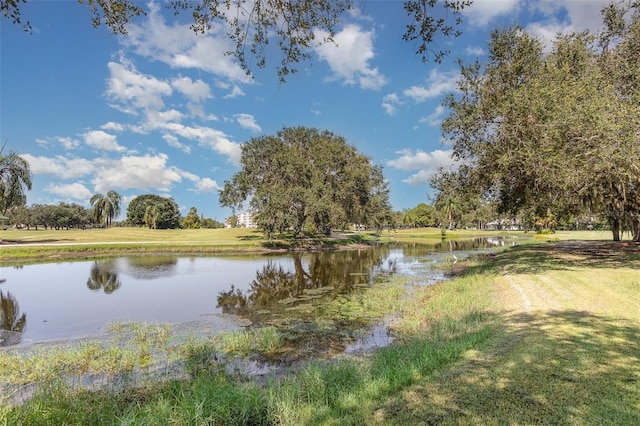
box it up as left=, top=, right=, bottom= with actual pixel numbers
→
left=2, top=234, right=638, bottom=425
left=0, top=227, right=378, bottom=262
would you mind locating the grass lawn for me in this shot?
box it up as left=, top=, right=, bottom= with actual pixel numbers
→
left=0, top=227, right=375, bottom=261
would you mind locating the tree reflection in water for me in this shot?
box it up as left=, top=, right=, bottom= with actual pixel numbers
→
left=0, top=290, right=27, bottom=347
left=123, top=256, right=178, bottom=280
left=87, top=261, right=122, bottom=294
left=217, top=246, right=393, bottom=317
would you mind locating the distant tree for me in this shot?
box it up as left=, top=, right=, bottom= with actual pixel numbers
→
left=201, top=217, right=224, bottom=229
left=4, top=0, right=471, bottom=81
left=127, top=194, right=181, bottom=229
left=182, top=207, right=202, bottom=229
left=219, top=126, right=392, bottom=237
left=225, top=215, right=239, bottom=228
left=90, top=191, right=122, bottom=228
left=0, top=149, right=32, bottom=214
left=402, top=203, right=436, bottom=228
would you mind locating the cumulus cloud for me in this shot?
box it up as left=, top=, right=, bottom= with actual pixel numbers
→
left=82, top=130, right=126, bottom=152
left=382, top=93, right=401, bottom=115
left=45, top=182, right=92, bottom=201
left=234, top=113, right=261, bottom=133
left=162, top=134, right=191, bottom=154
left=22, top=154, right=95, bottom=179
left=36, top=136, right=81, bottom=150
left=172, top=76, right=211, bottom=103
left=106, top=60, right=172, bottom=114
left=403, top=69, right=459, bottom=103
left=25, top=152, right=199, bottom=195
left=465, top=46, right=485, bottom=56
left=101, top=122, right=125, bottom=132
left=194, top=177, right=221, bottom=193
left=387, top=149, right=454, bottom=185
left=122, top=2, right=249, bottom=83
left=533, top=0, right=611, bottom=33
left=314, top=24, right=388, bottom=90
left=463, top=0, right=520, bottom=27
left=160, top=122, right=242, bottom=164
left=419, top=105, right=446, bottom=127
left=91, top=153, right=183, bottom=193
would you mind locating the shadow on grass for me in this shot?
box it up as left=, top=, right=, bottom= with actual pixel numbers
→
left=375, top=309, right=640, bottom=425
left=0, top=238, right=73, bottom=245
left=456, top=241, right=640, bottom=276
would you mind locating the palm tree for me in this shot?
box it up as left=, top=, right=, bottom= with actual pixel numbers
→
left=0, top=148, right=32, bottom=214
left=90, top=190, right=122, bottom=228
left=1, top=290, right=27, bottom=346
left=144, top=203, right=160, bottom=229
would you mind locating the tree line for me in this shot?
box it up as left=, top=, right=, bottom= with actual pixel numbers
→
left=5, top=195, right=223, bottom=230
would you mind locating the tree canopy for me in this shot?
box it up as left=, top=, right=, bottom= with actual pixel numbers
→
left=126, top=194, right=181, bottom=229
left=219, top=126, right=392, bottom=237
left=4, top=0, right=470, bottom=80
left=439, top=3, right=640, bottom=241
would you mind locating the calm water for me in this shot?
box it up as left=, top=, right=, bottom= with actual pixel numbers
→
left=0, top=238, right=514, bottom=348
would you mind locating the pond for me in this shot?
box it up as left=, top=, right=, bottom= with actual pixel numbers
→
left=0, top=237, right=514, bottom=349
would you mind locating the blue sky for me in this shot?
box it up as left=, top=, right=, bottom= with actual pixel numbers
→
left=1, top=1, right=610, bottom=222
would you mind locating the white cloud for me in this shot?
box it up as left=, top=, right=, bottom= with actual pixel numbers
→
left=223, top=85, right=245, bottom=99
left=162, top=134, right=191, bottom=154
left=194, top=177, right=221, bottom=193
left=532, top=0, right=611, bottom=33
left=382, top=93, right=401, bottom=115
left=234, top=113, right=261, bottom=133
left=465, top=46, right=485, bottom=56
left=106, top=60, right=173, bottom=114
left=101, top=122, right=125, bottom=132
left=45, top=182, right=92, bottom=201
left=161, top=122, right=241, bottom=164
left=83, top=130, right=126, bottom=152
left=387, top=149, right=454, bottom=185
left=91, top=153, right=183, bottom=193
left=122, top=2, right=250, bottom=83
left=172, top=76, right=211, bottom=103
left=419, top=105, right=446, bottom=127
left=314, top=24, right=388, bottom=90
left=403, top=69, right=459, bottom=103
left=22, top=154, right=95, bottom=179
left=463, top=0, right=520, bottom=27
left=37, top=136, right=81, bottom=150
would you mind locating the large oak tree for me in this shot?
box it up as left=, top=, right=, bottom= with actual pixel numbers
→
left=219, top=126, right=392, bottom=237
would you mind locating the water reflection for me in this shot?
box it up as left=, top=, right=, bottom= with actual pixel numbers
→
left=0, top=238, right=517, bottom=348
left=122, top=256, right=178, bottom=280
left=87, top=261, right=122, bottom=294
left=0, top=290, right=27, bottom=347
left=217, top=247, right=394, bottom=316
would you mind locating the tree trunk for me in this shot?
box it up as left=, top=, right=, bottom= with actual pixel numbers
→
left=632, top=217, right=640, bottom=243
left=611, top=217, right=621, bottom=241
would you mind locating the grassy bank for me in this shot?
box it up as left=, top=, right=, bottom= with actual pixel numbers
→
left=0, top=227, right=376, bottom=262
left=2, top=237, right=638, bottom=424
